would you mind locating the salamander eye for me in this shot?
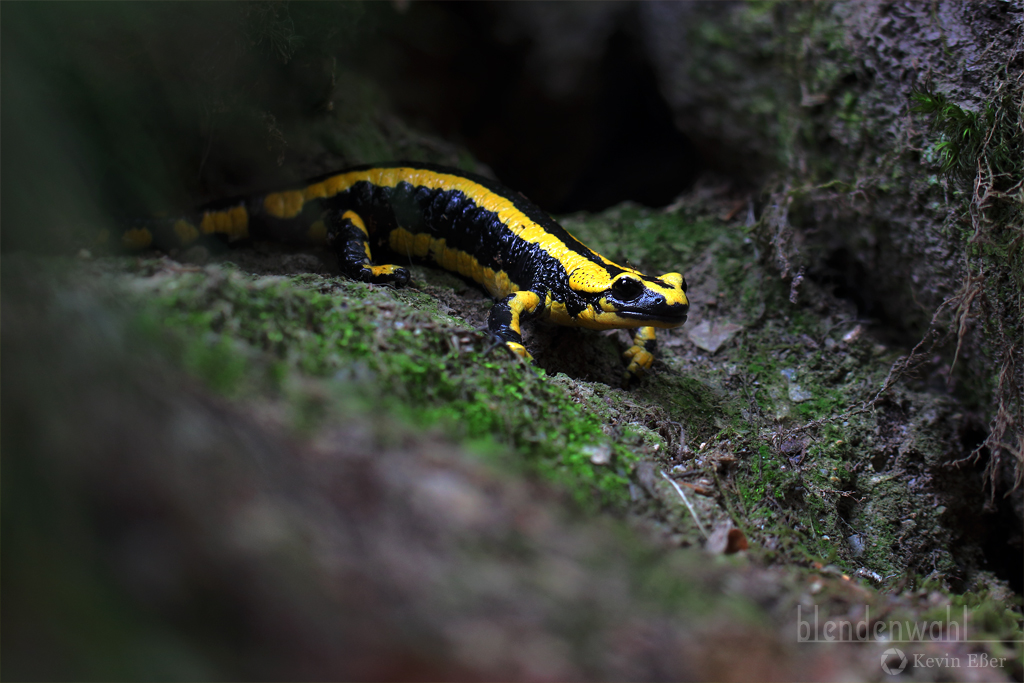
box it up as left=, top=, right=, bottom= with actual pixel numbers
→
left=611, top=277, right=644, bottom=301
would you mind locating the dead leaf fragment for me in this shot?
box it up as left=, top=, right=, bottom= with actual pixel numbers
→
left=687, top=319, right=743, bottom=354
left=706, top=522, right=750, bottom=555
left=726, top=528, right=749, bottom=553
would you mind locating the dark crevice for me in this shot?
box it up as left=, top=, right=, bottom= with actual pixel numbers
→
left=816, top=247, right=874, bottom=318
left=373, top=3, right=704, bottom=213
left=556, top=23, right=701, bottom=212
left=808, top=245, right=931, bottom=350
left=934, top=419, right=1023, bottom=595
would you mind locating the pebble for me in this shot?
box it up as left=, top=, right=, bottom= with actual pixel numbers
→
left=847, top=534, right=865, bottom=557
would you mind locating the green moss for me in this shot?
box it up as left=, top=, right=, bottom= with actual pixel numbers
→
left=736, top=444, right=794, bottom=513
left=950, top=591, right=1024, bottom=643
left=126, top=264, right=639, bottom=510
left=910, top=90, right=1020, bottom=187
left=793, top=387, right=845, bottom=420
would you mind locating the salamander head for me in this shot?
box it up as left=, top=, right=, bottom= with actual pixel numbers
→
left=600, top=271, right=689, bottom=327
left=568, top=267, right=690, bottom=329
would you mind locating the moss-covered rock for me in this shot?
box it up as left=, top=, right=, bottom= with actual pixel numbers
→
left=637, top=1, right=1023, bottom=497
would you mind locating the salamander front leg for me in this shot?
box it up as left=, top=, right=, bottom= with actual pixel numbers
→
left=326, top=209, right=410, bottom=285
left=622, top=325, right=657, bottom=385
left=488, top=291, right=543, bottom=362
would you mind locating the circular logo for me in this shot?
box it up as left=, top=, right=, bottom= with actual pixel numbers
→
left=881, top=648, right=908, bottom=675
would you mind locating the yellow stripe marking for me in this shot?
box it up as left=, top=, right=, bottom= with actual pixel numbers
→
left=388, top=227, right=519, bottom=298
left=507, top=291, right=542, bottom=335
left=364, top=264, right=403, bottom=278
left=341, top=210, right=368, bottom=236
left=546, top=299, right=656, bottom=330
left=634, top=326, right=657, bottom=344
left=200, top=205, right=249, bottom=239
left=263, top=190, right=305, bottom=219
left=505, top=341, right=532, bottom=361
left=263, top=167, right=640, bottom=291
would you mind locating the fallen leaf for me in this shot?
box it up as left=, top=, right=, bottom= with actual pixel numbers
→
left=707, top=522, right=751, bottom=555
left=687, top=319, right=744, bottom=354
left=726, top=528, right=749, bottom=553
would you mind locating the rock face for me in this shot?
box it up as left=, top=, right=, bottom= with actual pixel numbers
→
left=638, top=0, right=1023, bottom=488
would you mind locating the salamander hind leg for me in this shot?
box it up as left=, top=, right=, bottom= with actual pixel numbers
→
left=326, top=209, right=410, bottom=285
left=622, top=326, right=657, bottom=386
left=488, top=291, right=543, bottom=363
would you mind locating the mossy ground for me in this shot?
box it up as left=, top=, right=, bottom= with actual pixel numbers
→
left=71, top=174, right=1020, bottom=668
left=110, top=259, right=639, bottom=510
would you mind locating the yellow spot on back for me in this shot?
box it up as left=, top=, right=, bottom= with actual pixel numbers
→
left=229, top=206, right=248, bottom=236
left=263, top=190, right=305, bottom=219
left=200, top=205, right=249, bottom=240
left=568, top=266, right=614, bottom=294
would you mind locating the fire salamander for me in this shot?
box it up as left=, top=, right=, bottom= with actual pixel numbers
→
left=124, top=163, right=689, bottom=383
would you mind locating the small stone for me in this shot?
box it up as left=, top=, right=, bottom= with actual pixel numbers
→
left=788, top=384, right=813, bottom=403
left=780, top=368, right=813, bottom=402
left=847, top=534, right=865, bottom=557
left=413, top=472, right=490, bottom=529
left=583, top=443, right=612, bottom=466
left=842, top=324, right=863, bottom=342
